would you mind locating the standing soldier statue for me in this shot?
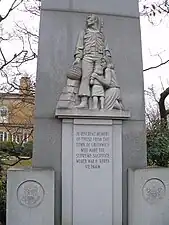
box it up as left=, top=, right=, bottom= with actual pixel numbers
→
left=73, top=14, right=111, bottom=108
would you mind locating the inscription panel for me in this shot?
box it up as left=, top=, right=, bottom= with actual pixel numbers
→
left=75, top=130, right=110, bottom=170
left=73, top=123, right=112, bottom=225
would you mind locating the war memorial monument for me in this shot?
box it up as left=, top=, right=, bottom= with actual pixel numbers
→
left=7, top=1, right=169, bottom=225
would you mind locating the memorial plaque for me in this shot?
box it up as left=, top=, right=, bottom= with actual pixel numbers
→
left=142, top=178, right=166, bottom=204
left=73, top=124, right=112, bottom=225
left=17, top=180, right=45, bottom=208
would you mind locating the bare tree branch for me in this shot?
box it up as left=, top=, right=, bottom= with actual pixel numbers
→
left=0, top=50, right=27, bottom=71
left=0, top=48, right=6, bottom=64
left=159, top=76, right=165, bottom=91
left=158, top=87, right=169, bottom=122
left=143, top=59, right=169, bottom=72
left=145, top=85, right=159, bottom=103
left=0, top=0, right=24, bottom=23
left=2, top=156, right=31, bottom=167
left=23, top=0, right=41, bottom=16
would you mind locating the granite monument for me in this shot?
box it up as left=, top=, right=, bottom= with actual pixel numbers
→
left=54, top=12, right=144, bottom=225
left=32, top=0, right=147, bottom=223
left=7, top=0, right=147, bottom=225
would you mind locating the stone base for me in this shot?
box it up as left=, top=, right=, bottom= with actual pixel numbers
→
left=62, top=118, right=123, bottom=225
left=56, top=79, right=80, bottom=109
left=7, top=168, right=55, bottom=225
left=56, top=108, right=130, bottom=119
left=128, top=168, right=169, bottom=225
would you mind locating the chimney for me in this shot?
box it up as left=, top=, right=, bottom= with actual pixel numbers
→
left=19, top=76, right=32, bottom=95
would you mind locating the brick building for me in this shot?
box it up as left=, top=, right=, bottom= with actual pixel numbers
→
left=0, top=76, right=34, bottom=144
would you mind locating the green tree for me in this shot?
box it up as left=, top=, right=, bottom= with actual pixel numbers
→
left=0, top=165, right=6, bottom=225
left=147, top=119, right=169, bottom=167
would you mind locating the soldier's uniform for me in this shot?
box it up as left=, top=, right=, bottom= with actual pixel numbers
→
left=74, top=28, right=110, bottom=97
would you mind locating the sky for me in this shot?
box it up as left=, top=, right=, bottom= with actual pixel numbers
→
left=0, top=0, right=39, bottom=84
left=141, top=15, right=169, bottom=93
left=1, top=0, right=169, bottom=102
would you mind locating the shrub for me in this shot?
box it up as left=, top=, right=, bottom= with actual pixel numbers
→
left=0, top=141, right=33, bottom=157
left=0, top=169, right=6, bottom=225
left=147, top=119, right=169, bottom=167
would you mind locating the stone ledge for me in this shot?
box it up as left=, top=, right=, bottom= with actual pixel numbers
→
left=55, top=108, right=131, bottom=120
left=8, top=167, right=54, bottom=172
left=41, top=0, right=139, bottom=18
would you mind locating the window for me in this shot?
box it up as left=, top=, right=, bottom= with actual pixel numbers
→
left=11, top=134, right=15, bottom=142
left=12, top=133, right=21, bottom=144
left=0, top=106, right=8, bottom=117
left=0, top=132, right=3, bottom=142
left=0, top=106, right=8, bottom=123
left=23, top=133, right=28, bottom=143
left=0, top=132, right=29, bottom=143
left=11, top=133, right=29, bottom=144
left=0, top=131, right=8, bottom=142
left=16, top=135, right=20, bottom=144
left=4, top=132, right=7, bottom=141
left=0, top=107, right=8, bottom=117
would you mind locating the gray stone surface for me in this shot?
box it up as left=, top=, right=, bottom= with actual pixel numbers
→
left=35, top=11, right=144, bottom=121
left=33, top=118, right=61, bottom=168
left=56, top=108, right=130, bottom=119
left=33, top=118, right=61, bottom=225
left=122, top=120, right=147, bottom=223
left=41, top=0, right=139, bottom=18
left=34, top=1, right=146, bottom=225
left=56, top=14, right=125, bottom=111
left=73, top=121, right=113, bottom=225
left=62, top=119, right=123, bottom=225
left=128, top=168, right=169, bottom=225
left=7, top=168, right=55, bottom=225
left=56, top=79, right=80, bottom=109
left=123, top=121, right=147, bottom=169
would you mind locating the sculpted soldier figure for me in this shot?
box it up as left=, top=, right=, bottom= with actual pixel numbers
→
left=90, top=58, right=106, bottom=110
left=73, top=14, right=111, bottom=108
left=56, top=14, right=124, bottom=112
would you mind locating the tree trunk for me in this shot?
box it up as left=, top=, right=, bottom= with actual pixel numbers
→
left=158, top=87, right=169, bottom=124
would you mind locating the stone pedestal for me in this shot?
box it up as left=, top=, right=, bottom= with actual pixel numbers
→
left=128, top=168, right=169, bottom=225
left=7, top=168, right=55, bottom=225
left=57, top=110, right=130, bottom=225
left=33, top=0, right=146, bottom=224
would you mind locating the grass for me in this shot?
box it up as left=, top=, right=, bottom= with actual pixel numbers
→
left=14, top=159, right=32, bottom=167
left=2, top=158, right=32, bottom=171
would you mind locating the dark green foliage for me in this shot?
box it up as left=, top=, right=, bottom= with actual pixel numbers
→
left=0, top=141, right=21, bottom=157
left=21, top=141, right=33, bottom=157
left=0, top=141, right=33, bottom=224
left=0, top=169, right=6, bottom=225
left=147, top=119, right=169, bottom=167
left=0, top=141, right=33, bottom=157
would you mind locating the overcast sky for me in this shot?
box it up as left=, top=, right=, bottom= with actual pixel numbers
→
left=1, top=0, right=169, bottom=101
left=141, top=15, right=169, bottom=95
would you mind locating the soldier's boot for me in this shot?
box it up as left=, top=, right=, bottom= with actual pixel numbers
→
left=76, top=96, right=88, bottom=108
